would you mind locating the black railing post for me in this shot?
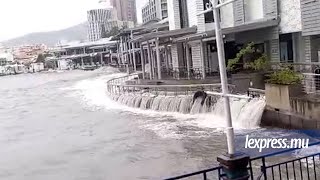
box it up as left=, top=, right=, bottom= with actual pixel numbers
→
left=262, top=157, right=267, bottom=180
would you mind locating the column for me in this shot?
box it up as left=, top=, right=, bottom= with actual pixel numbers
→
left=100, top=53, right=103, bottom=66
left=164, top=45, right=170, bottom=72
left=132, top=42, right=137, bottom=72
left=121, top=37, right=124, bottom=64
left=127, top=39, right=132, bottom=66
left=81, top=47, right=85, bottom=67
left=152, top=49, right=156, bottom=79
left=200, top=40, right=206, bottom=79
left=147, top=40, right=153, bottom=79
left=155, top=38, right=162, bottom=80
left=185, top=42, right=191, bottom=80
left=140, top=45, right=146, bottom=79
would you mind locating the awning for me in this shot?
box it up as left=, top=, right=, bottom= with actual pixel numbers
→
left=172, top=18, right=279, bottom=43
left=112, top=22, right=169, bottom=40
left=131, top=26, right=198, bottom=43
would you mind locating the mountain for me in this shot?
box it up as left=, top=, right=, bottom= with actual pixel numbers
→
left=1, top=23, right=88, bottom=47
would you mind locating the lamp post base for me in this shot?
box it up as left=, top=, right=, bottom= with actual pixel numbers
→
left=217, top=152, right=250, bottom=180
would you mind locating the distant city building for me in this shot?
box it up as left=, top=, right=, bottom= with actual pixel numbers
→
left=0, top=52, right=14, bottom=66
left=110, top=0, right=137, bottom=24
left=13, top=44, right=47, bottom=64
left=87, top=8, right=115, bottom=41
left=142, top=0, right=168, bottom=24
left=87, top=0, right=135, bottom=41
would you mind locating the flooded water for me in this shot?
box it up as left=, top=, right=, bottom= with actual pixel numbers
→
left=0, top=67, right=318, bottom=180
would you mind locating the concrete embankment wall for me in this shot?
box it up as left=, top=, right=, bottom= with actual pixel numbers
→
left=261, top=84, right=320, bottom=129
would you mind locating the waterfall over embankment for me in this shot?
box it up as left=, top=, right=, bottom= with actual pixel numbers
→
left=110, top=93, right=266, bottom=128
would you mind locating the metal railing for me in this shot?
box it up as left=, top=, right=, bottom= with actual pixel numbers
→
left=165, top=166, right=223, bottom=180
left=161, top=67, right=220, bottom=80
left=261, top=153, right=320, bottom=180
left=106, top=72, right=232, bottom=96
left=247, top=88, right=265, bottom=98
left=165, top=142, right=320, bottom=180
left=302, top=73, right=320, bottom=95
left=270, top=62, right=320, bottom=74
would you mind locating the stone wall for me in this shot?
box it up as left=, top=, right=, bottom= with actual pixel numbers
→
left=263, top=84, right=320, bottom=129
left=261, top=108, right=320, bottom=129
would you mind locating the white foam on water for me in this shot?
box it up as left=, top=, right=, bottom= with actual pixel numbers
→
left=66, top=71, right=267, bottom=139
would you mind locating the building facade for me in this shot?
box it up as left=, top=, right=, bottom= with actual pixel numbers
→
left=116, top=0, right=320, bottom=82
left=142, top=0, right=168, bottom=23
left=164, top=0, right=315, bottom=78
left=110, top=0, right=137, bottom=24
left=87, top=8, right=115, bottom=41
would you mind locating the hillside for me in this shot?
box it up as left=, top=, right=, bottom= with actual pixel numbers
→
left=2, top=23, right=88, bottom=47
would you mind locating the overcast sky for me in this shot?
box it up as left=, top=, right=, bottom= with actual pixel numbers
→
left=0, top=0, right=148, bottom=42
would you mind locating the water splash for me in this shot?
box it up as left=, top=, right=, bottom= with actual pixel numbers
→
left=69, top=72, right=266, bottom=134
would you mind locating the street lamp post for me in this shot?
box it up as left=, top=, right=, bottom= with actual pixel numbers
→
left=198, top=0, right=250, bottom=179
left=211, top=0, right=235, bottom=156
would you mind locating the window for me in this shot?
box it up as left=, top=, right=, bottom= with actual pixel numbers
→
left=280, top=34, right=294, bottom=63
left=244, top=0, right=263, bottom=22
left=178, top=0, right=189, bottom=28
left=203, top=0, right=220, bottom=23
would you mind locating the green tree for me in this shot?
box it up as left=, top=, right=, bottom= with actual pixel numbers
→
left=36, top=53, right=45, bottom=63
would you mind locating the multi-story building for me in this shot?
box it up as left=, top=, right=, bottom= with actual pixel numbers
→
left=13, top=44, right=47, bottom=64
left=110, top=0, right=137, bottom=24
left=118, top=0, right=320, bottom=83
left=88, top=0, right=135, bottom=41
left=87, top=7, right=115, bottom=41
left=142, top=0, right=168, bottom=23
left=162, top=0, right=312, bottom=78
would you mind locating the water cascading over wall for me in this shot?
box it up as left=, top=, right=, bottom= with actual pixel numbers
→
left=109, top=92, right=266, bottom=128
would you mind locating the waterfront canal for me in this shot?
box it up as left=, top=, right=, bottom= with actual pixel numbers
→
left=0, top=68, right=318, bottom=180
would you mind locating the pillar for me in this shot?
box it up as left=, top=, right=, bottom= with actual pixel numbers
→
left=185, top=42, right=191, bottom=80
left=140, top=45, right=146, bottom=79
left=81, top=47, right=85, bottom=67
left=100, top=53, right=103, bottom=66
left=121, top=37, right=124, bottom=64
left=132, top=42, right=137, bottom=72
left=155, top=38, right=162, bottom=80
left=147, top=40, right=153, bottom=79
left=200, top=40, right=206, bottom=79
left=152, top=48, right=156, bottom=79
left=164, top=45, right=170, bottom=72
left=127, top=38, right=132, bottom=66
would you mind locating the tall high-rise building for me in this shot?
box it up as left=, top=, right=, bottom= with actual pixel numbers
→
left=142, top=0, right=168, bottom=24
left=110, top=0, right=137, bottom=24
left=87, top=1, right=134, bottom=41
left=87, top=8, right=115, bottom=41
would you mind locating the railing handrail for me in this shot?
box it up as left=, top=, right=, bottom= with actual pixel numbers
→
left=303, top=73, right=320, bottom=76
left=114, top=83, right=227, bottom=88
left=266, top=152, right=320, bottom=168
left=164, top=166, right=222, bottom=180
left=106, top=72, right=234, bottom=91
left=270, top=62, right=320, bottom=66
left=106, top=72, right=141, bottom=84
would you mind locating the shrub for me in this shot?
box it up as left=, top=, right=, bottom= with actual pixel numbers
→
left=245, top=54, right=269, bottom=71
left=266, top=67, right=302, bottom=85
left=227, top=42, right=269, bottom=72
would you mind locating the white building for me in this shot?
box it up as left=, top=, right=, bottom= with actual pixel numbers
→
left=87, top=7, right=115, bottom=41
left=0, top=52, right=14, bottom=66
left=87, top=0, right=135, bottom=42
left=30, top=63, right=45, bottom=72
left=142, top=0, right=168, bottom=23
